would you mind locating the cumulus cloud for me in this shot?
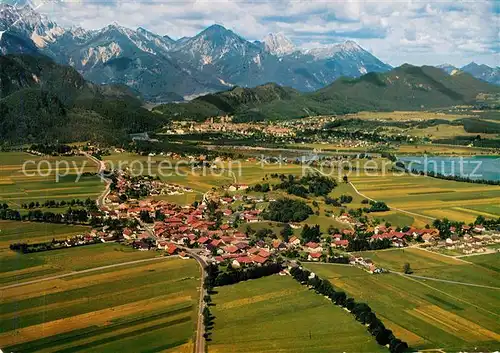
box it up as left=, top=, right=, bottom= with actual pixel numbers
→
left=34, top=0, right=499, bottom=67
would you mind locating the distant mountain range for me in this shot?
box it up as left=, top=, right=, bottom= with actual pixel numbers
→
left=154, top=64, right=500, bottom=122
left=1, top=52, right=498, bottom=144
left=0, top=4, right=391, bottom=101
left=437, top=63, right=500, bottom=85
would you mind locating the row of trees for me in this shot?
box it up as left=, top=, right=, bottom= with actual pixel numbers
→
left=29, top=143, right=74, bottom=155
left=10, top=237, right=99, bottom=254
left=205, top=262, right=283, bottom=287
left=290, top=266, right=409, bottom=353
left=475, top=215, right=500, bottom=230
left=20, top=198, right=98, bottom=211
left=24, top=208, right=90, bottom=224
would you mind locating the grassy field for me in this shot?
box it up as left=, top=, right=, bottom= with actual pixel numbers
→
left=0, top=220, right=89, bottom=250
left=0, top=256, right=200, bottom=353
left=463, top=252, right=500, bottom=273
left=209, top=275, right=386, bottom=353
left=0, top=241, right=161, bottom=287
left=350, top=173, right=500, bottom=222
left=307, top=263, right=500, bottom=352
left=0, top=152, right=104, bottom=208
left=352, top=248, right=500, bottom=287
left=0, top=220, right=161, bottom=287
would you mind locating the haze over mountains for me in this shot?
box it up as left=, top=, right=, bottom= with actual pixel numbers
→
left=437, top=63, right=500, bottom=85
left=154, top=65, right=500, bottom=122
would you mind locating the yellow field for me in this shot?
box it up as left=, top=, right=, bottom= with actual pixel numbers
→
left=347, top=111, right=470, bottom=121
left=0, top=257, right=200, bottom=353
left=307, top=261, right=500, bottom=352
left=0, top=152, right=104, bottom=207
left=350, top=173, right=500, bottom=222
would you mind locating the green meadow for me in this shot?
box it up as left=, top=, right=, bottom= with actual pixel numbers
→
left=307, top=262, right=500, bottom=352
left=349, top=173, right=500, bottom=223
left=209, top=275, right=386, bottom=353
left=0, top=257, right=200, bottom=353
left=0, top=152, right=104, bottom=208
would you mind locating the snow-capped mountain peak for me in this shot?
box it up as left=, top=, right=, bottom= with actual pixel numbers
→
left=263, top=32, right=295, bottom=56
left=0, top=3, right=65, bottom=48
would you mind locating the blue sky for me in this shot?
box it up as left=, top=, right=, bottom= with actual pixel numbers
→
left=27, top=0, right=500, bottom=67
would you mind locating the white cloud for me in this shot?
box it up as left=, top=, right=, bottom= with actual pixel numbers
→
left=36, top=0, right=499, bottom=67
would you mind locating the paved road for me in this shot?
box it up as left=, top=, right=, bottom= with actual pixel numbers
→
left=83, top=152, right=111, bottom=208
left=86, top=153, right=208, bottom=353
left=0, top=256, right=173, bottom=290
left=186, top=249, right=208, bottom=353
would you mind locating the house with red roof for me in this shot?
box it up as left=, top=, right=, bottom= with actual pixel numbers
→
left=223, top=245, right=239, bottom=254
left=272, top=240, right=287, bottom=251
left=210, top=239, right=223, bottom=248
left=166, top=243, right=178, bottom=255
left=166, top=217, right=183, bottom=224
left=235, top=242, right=249, bottom=250
left=304, top=242, right=322, bottom=253
left=236, top=256, right=253, bottom=264
left=257, top=249, right=271, bottom=258
left=308, top=252, right=322, bottom=261
left=333, top=239, right=349, bottom=248
left=247, top=247, right=260, bottom=255
left=288, top=236, right=300, bottom=246
left=251, top=255, right=267, bottom=264
left=197, top=237, right=209, bottom=245
left=243, top=214, right=259, bottom=223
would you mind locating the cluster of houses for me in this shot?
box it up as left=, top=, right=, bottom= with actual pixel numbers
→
left=426, top=232, right=500, bottom=255
left=92, top=167, right=499, bottom=272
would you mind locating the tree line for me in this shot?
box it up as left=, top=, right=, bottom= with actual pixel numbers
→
left=396, top=165, right=500, bottom=186
left=290, top=266, right=409, bottom=353
left=20, top=198, right=99, bottom=212
left=205, top=262, right=283, bottom=287
left=10, top=237, right=100, bottom=254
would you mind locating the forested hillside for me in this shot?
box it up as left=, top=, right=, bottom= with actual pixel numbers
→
left=0, top=54, right=163, bottom=144
left=154, top=64, right=500, bottom=122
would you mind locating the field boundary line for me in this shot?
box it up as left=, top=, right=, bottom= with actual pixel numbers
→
left=392, top=272, right=500, bottom=290
left=0, top=256, right=174, bottom=290
left=396, top=274, right=500, bottom=318
left=349, top=182, right=436, bottom=221
left=412, top=246, right=473, bottom=264
left=309, top=166, right=436, bottom=221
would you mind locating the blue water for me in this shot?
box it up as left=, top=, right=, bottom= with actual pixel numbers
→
left=398, top=156, right=500, bottom=182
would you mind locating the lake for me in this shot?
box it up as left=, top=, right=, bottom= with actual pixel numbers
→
left=398, top=156, right=500, bottom=182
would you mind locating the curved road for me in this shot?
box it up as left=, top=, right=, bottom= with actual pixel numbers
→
left=85, top=153, right=208, bottom=353
left=139, top=223, right=208, bottom=353
left=348, top=182, right=436, bottom=221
